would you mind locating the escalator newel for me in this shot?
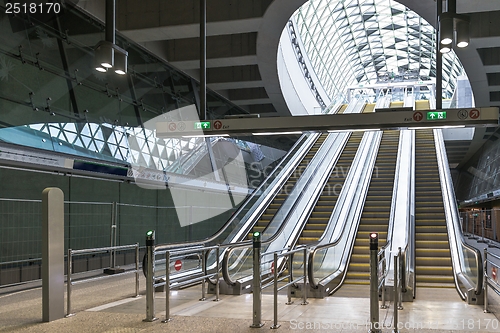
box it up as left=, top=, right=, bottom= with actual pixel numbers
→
left=369, top=232, right=380, bottom=333
left=250, top=231, right=264, bottom=328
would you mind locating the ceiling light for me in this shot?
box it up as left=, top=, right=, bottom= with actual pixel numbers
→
left=114, top=46, right=128, bottom=75
left=455, top=20, right=470, bottom=48
left=95, top=40, right=114, bottom=69
left=439, top=14, right=454, bottom=45
left=252, top=131, right=302, bottom=136
left=439, top=42, right=451, bottom=54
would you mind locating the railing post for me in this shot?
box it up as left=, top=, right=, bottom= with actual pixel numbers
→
left=135, top=243, right=139, bottom=297
left=397, top=247, right=403, bottom=310
left=286, top=252, right=294, bottom=305
left=144, top=230, right=157, bottom=322
left=479, top=218, right=487, bottom=243
left=162, top=251, right=172, bottom=323
left=250, top=231, right=264, bottom=328
left=66, top=249, right=73, bottom=317
left=214, top=246, right=220, bottom=302
left=393, top=252, right=399, bottom=333
left=200, top=250, right=206, bottom=301
left=369, top=233, right=380, bottom=333
left=484, top=249, right=489, bottom=313
left=302, top=247, right=308, bottom=305
left=271, top=253, right=280, bottom=329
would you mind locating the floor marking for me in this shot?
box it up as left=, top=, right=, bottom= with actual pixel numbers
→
left=86, top=296, right=142, bottom=312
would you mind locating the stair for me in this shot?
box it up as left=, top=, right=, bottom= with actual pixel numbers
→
left=414, top=129, right=454, bottom=288
left=297, top=132, right=364, bottom=245
left=344, top=130, right=400, bottom=285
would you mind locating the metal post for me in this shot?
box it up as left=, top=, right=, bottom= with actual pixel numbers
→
left=199, top=0, right=207, bottom=121
left=66, top=249, right=73, bottom=317
left=286, top=252, right=294, bottom=305
left=200, top=250, right=206, bottom=301
left=393, top=252, right=399, bottom=333
left=162, top=251, right=172, bottom=323
left=250, top=231, right=264, bottom=328
left=110, top=202, right=117, bottom=268
left=369, top=233, right=380, bottom=333
left=214, top=247, right=220, bottom=302
left=271, top=253, right=280, bottom=329
left=484, top=249, right=489, bottom=313
left=479, top=218, right=486, bottom=243
left=135, top=243, right=139, bottom=297
left=436, top=0, right=443, bottom=110
left=302, top=247, right=308, bottom=305
left=144, top=230, right=157, bottom=322
left=397, top=247, right=403, bottom=310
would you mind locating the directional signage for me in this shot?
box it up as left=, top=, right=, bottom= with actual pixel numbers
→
left=194, top=121, right=211, bottom=130
left=426, top=111, right=447, bottom=120
left=156, top=107, right=499, bottom=137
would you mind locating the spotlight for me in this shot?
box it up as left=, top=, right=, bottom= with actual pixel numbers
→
left=114, top=47, right=128, bottom=75
left=455, top=20, right=469, bottom=48
left=439, top=42, right=451, bottom=54
left=94, top=40, right=114, bottom=69
left=439, top=13, right=454, bottom=45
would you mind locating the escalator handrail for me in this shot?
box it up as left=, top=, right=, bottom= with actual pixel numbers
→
left=222, top=132, right=350, bottom=285
left=307, top=130, right=382, bottom=290
left=154, top=132, right=317, bottom=252
left=433, top=128, right=483, bottom=298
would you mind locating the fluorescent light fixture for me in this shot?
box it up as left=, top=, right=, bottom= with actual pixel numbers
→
left=328, top=128, right=380, bottom=132
left=182, top=134, right=230, bottom=138
left=252, top=131, right=302, bottom=136
left=410, top=125, right=466, bottom=130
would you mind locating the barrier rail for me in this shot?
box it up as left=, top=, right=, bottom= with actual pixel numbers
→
left=66, top=243, right=139, bottom=317
left=484, top=249, right=500, bottom=313
left=143, top=231, right=220, bottom=323
left=269, top=247, right=308, bottom=329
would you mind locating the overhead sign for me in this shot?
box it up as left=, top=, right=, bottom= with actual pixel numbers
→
left=427, top=111, right=447, bottom=120
left=156, top=107, right=499, bottom=137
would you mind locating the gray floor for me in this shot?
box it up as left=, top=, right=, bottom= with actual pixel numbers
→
left=1, top=272, right=499, bottom=333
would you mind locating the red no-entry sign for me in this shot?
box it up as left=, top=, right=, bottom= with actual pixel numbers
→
left=174, top=259, right=182, bottom=271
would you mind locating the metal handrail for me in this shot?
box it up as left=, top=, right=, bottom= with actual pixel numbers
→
left=434, top=129, right=483, bottom=299
left=483, top=249, right=500, bottom=313
left=222, top=133, right=348, bottom=285
left=154, top=132, right=317, bottom=253
left=66, top=243, right=140, bottom=317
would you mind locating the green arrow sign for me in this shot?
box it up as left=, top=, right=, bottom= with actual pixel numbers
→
left=426, top=111, right=447, bottom=120
left=194, top=121, right=211, bottom=130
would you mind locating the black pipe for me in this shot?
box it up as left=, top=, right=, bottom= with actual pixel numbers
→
left=200, top=0, right=207, bottom=121
left=106, top=0, right=116, bottom=44
left=436, top=0, right=443, bottom=109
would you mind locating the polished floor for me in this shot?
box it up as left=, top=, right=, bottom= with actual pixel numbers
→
left=1, top=270, right=499, bottom=333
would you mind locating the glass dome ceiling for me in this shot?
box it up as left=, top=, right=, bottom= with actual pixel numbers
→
left=293, top=0, right=464, bottom=100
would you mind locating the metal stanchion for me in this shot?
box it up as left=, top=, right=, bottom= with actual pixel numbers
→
left=200, top=250, right=206, bottom=301
left=393, top=252, right=399, bottom=333
left=135, top=243, right=139, bottom=297
left=271, top=253, right=280, bottom=329
left=66, top=249, right=73, bottom=317
left=479, top=218, right=487, bottom=243
left=302, top=247, right=309, bottom=305
left=162, top=251, right=172, bottom=323
left=397, top=247, right=403, bottom=310
left=286, top=252, right=294, bottom=305
left=214, top=247, right=220, bottom=302
left=144, top=230, right=157, bottom=322
left=250, top=231, right=264, bottom=328
left=369, top=233, right=380, bottom=333
left=484, top=249, right=489, bottom=313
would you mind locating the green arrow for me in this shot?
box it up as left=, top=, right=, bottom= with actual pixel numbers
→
left=430, top=113, right=435, bottom=119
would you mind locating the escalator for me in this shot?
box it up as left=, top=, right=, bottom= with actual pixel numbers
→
left=250, top=134, right=328, bottom=237
left=297, top=132, right=363, bottom=245
left=415, top=129, right=454, bottom=288
left=344, top=130, right=400, bottom=285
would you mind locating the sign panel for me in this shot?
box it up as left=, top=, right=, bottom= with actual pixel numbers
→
left=426, top=111, right=447, bottom=120
left=194, top=121, right=211, bottom=130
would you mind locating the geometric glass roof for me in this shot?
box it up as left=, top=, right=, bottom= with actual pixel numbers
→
left=294, top=0, right=464, bottom=100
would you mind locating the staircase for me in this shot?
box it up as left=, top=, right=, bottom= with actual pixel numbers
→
left=344, top=130, right=400, bottom=285
left=414, top=129, right=454, bottom=288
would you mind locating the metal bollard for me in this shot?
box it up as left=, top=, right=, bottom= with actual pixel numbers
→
left=250, top=231, right=264, bottom=328
left=144, top=230, right=157, bottom=322
left=162, top=251, right=172, bottom=323
left=484, top=249, right=489, bottom=313
left=214, top=247, right=220, bottom=302
left=302, top=247, right=309, bottom=306
left=369, top=233, right=380, bottom=333
left=200, top=250, right=206, bottom=301
left=66, top=249, right=73, bottom=317
left=271, top=253, right=280, bottom=329
left=393, top=252, right=399, bottom=333
left=397, top=247, right=403, bottom=310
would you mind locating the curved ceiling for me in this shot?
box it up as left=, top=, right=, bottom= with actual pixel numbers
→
left=293, top=0, right=464, bottom=100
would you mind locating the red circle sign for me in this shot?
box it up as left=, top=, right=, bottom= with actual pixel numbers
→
left=168, top=122, right=177, bottom=131
left=493, top=267, right=497, bottom=281
left=413, top=111, right=423, bottom=122
left=214, top=120, right=223, bottom=130
left=174, top=259, right=182, bottom=271
left=271, top=261, right=274, bottom=274
left=469, top=109, right=480, bottom=119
